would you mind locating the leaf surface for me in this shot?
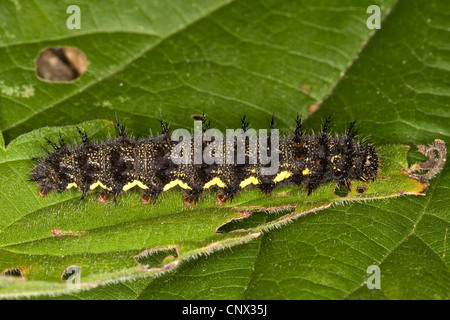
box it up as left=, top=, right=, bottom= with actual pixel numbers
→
left=0, top=0, right=448, bottom=299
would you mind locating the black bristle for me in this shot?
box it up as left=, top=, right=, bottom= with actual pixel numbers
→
left=322, top=115, right=332, bottom=132
left=159, top=114, right=170, bottom=134
left=59, top=134, right=66, bottom=148
left=41, top=146, right=51, bottom=155
left=269, top=114, right=276, bottom=130
left=115, top=117, right=127, bottom=137
left=346, top=121, right=357, bottom=137
left=202, top=113, right=210, bottom=132
left=30, top=157, right=40, bottom=163
left=241, top=115, right=249, bottom=132
left=76, top=126, right=89, bottom=143
left=45, top=138, right=59, bottom=150
left=295, top=114, right=303, bottom=138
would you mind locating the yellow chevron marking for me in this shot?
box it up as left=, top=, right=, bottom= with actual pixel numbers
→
left=203, top=177, right=226, bottom=189
left=66, top=182, right=78, bottom=190
left=273, top=171, right=292, bottom=183
left=239, top=176, right=260, bottom=189
left=302, top=168, right=311, bottom=175
left=163, top=179, right=192, bottom=192
left=122, top=180, right=149, bottom=191
left=89, top=181, right=112, bottom=191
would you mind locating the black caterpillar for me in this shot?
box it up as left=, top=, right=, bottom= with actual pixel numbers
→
left=30, top=116, right=379, bottom=206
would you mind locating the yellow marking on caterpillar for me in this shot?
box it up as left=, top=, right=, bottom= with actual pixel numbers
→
left=239, top=176, right=260, bottom=189
left=302, top=168, right=311, bottom=175
left=163, top=179, right=192, bottom=192
left=331, top=155, right=341, bottom=163
left=122, top=180, right=149, bottom=191
left=273, top=171, right=292, bottom=183
left=66, top=182, right=78, bottom=189
left=203, top=177, right=226, bottom=189
left=90, top=181, right=112, bottom=191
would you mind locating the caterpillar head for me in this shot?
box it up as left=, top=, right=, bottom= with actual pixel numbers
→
left=31, top=154, right=70, bottom=197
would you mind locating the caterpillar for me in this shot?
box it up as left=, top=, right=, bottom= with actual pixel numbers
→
left=30, top=115, right=379, bottom=206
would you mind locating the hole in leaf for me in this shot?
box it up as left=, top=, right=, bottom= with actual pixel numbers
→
left=1, top=268, right=24, bottom=278
left=356, top=185, right=368, bottom=194
left=36, top=47, right=88, bottom=82
left=191, top=114, right=204, bottom=121
left=61, top=265, right=81, bottom=281
left=334, top=185, right=349, bottom=197
left=134, top=247, right=179, bottom=269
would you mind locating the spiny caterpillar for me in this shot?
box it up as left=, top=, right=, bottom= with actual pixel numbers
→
left=30, top=116, right=379, bottom=206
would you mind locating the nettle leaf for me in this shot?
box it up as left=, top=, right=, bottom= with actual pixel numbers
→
left=0, top=0, right=448, bottom=299
left=0, top=121, right=439, bottom=298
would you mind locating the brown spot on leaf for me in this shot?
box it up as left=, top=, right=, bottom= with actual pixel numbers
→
left=300, top=83, right=311, bottom=94
left=309, top=103, right=321, bottom=115
left=50, top=228, right=87, bottom=237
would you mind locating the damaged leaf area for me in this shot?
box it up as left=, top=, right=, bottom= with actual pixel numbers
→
left=0, top=122, right=444, bottom=298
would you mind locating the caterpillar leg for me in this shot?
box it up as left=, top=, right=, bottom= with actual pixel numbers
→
left=258, top=182, right=276, bottom=194
left=183, top=188, right=203, bottom=207
left=98, top=189, right=114, bottom=204
left=214, top=190, right=229, bottom=206
left=183, top=193, right=196, bottom=207
left=307, top=182, right=319, bottom=196
left=141, top=189, right=161, bottom=205
left=141, top=191, right=152, bottom=205
left=214, top=188, right=237, bottom=206
left=38, top=187, right=48, bottom=198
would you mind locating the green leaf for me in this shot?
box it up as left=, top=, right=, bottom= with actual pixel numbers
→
left=0, top=0, right=396, bottom=142
left=0, top=121, right=430, bottom=298
left=0, top=0, right=448, bottom=299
